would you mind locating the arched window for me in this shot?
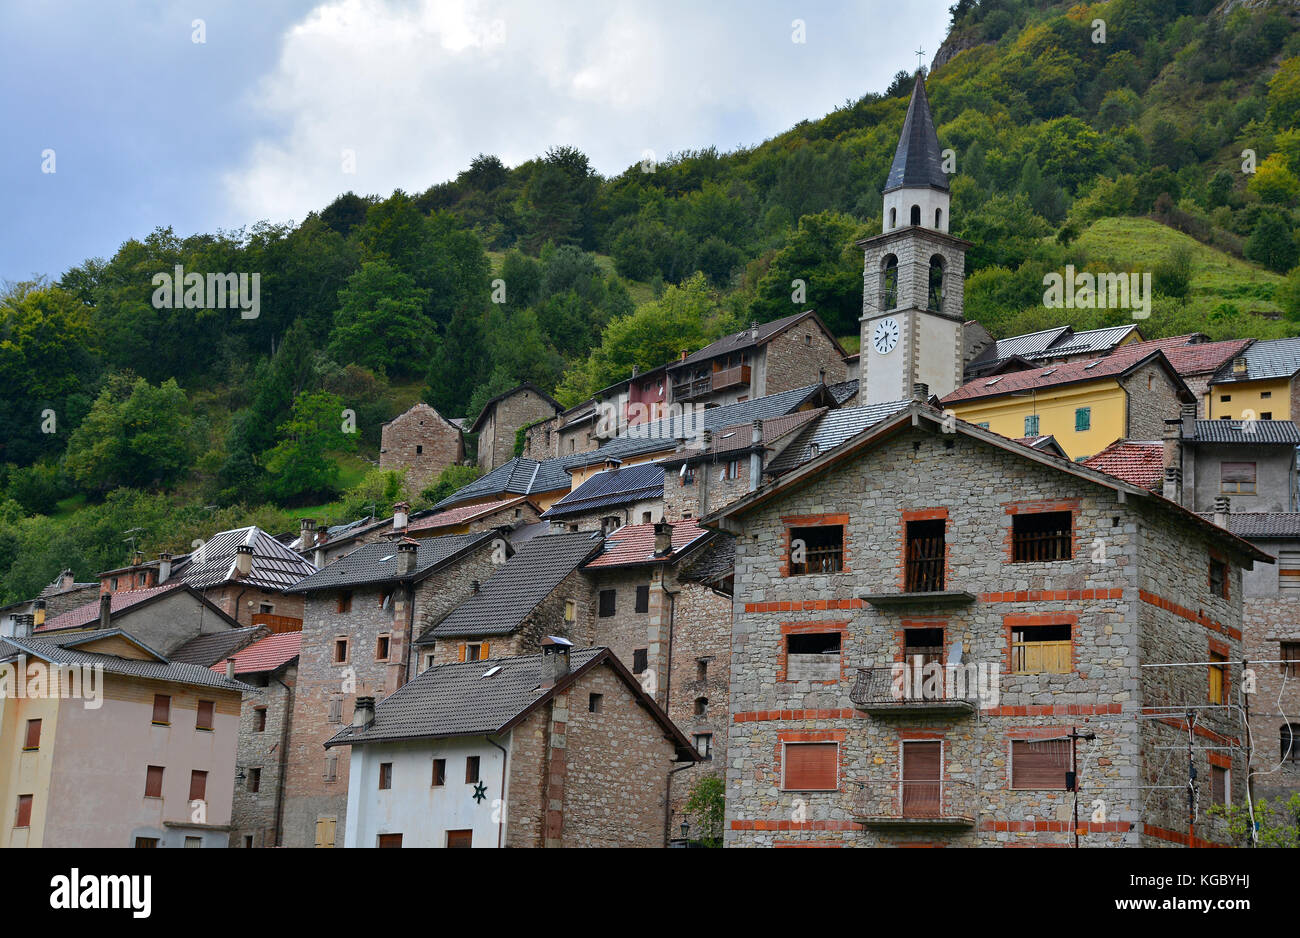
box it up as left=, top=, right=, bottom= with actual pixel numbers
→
left=935, top=207, right=942, bottom=229
left=889, top=207, right=896, bottom=229
left=881, top=255, right=899, bottom=311
left=910, top=204, right=921, bottom=226
left=927, top=254, right=945, bottom=313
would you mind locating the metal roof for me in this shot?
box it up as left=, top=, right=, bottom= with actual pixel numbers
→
left=286, top=531, right=497, bottom=593
left=0, top=634, right=253, bottom=692
left=765, top=399, right=912, bottom=475
left=1190, top=419, right=1300, bottom=445
left=883, top=76, right=949, bottom=193
left=176, top=526, right=317, bottom=591
left=1210, top=336, right=1300, bottom=384
left=421, top=531, right=603, bottom=640
left=542, top=463, right=665, bottom=519
left=1037, top=325, right=1140, bottom=359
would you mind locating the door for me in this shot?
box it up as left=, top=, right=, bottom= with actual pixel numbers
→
left=901, top=741, right=941, bottom=817
left=446, top=829, right=473, bottom=848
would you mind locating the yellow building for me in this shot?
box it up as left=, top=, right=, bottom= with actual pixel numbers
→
left=942, top=349, right=1194, bottom=461
left=1205, top=338, right=1300, bottom=422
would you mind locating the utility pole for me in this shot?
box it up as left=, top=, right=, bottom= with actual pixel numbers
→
left=1065, top=726, right=1096, bottom=848
left=1187, top=710, right=1196, bottom=848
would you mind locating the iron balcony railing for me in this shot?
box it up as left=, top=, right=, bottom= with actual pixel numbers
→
left=849, top=667, right=978, bottom=712
left=851, top=778, right=977, bottom=824
left=671, top=376, right=713, bottom=402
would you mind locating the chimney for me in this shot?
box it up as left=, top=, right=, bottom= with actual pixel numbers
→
left=470, top=579, right=481, bottom=594
left=912, top=382, right=929, bottom=403
left=59, top=569, right=74, bottom=592
left=653, top=521, right=673, bottom=556
left=1180, top=402, right=1197, bottom=440
left=1232, top=356, right=1248, bottom=375
left=750, top=320, right=759, bottom=341
left=234, top=544, right=253, bottom=578
left=300, top=518, right=316, bottom=548
left=352, top=696, right=376, bottom=728
left=157, top=552, right=172, bottom=585
left=539, top=635, right=573, bottom=689
left=313, top=544, right=326, bottom=569
left=397, top=538, right=418, bottom=575
left=393, top=501, right=410, bottom=531
left=751, top=419, right=764, bottom=446
left=133, top=549, right=144, bottom=566
left=12, top=614, right=34, bottom=639
left=99, top=592, right=112, bottom=629
left=1214, top=495, right=1231, bottom=530
left=1163, top=466, right=1182, bottom=503
left=631, top=364, right=639, bottom=378
left=32, top=599, right=46, bottom=629
left=225, top=658, right=236, bottom=680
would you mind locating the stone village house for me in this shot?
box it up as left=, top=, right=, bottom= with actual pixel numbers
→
left=378, top=401, right=465, bottom=495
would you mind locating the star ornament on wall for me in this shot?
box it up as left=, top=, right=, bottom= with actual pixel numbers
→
left=472, top=782, right=488, bottom=803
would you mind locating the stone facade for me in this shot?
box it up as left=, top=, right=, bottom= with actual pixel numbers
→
left=763, top=323, right=848, bottom=396
left=201, top=583, right=304, bottom=628
left=475, top=386, right=561, bottom=471
left=230, top=662, right=297, bottom=847
left=719, top=415, right=1250, bottom=847
left=663, top=457, right=754, bottom=522
left=379, top=403, right=464, bottom=494
left=1120, top=359, right=1188, bottom=444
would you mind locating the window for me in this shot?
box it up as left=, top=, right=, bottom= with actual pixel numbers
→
left=378, top=833, right=403, bottom=848
left=23, top=719, right=41, bottom=751
left=465, top=756, right=480, bottom=784
left=328, top=696, right=342, bottom=723
left=196, top=700, right=214, bottom=731
left=254, top=707, right=267, bottom=732
left=145, top=766, right=164, bottom=798
left=782, top=742, right=837, bottom=791
left=641, top=512, right=652, bottom=523
left=889, top=207, right=896, bottom=229
left=697, top=659, right=708, bottom=680
left=189, top=770, right=207, bottom=803
left=1261, top=391, right=1272, bottom=399
left=184, top=836, right=202, bottom=848
left=324, top=753, right=338, bottom=781
left=683, top=465, right=696, bottom=485
left=1220, top=395, right=1231, bottom=402
left=110, top=577, right=119, bottom=591
left=910, top=204, right=921, bottom=226
left=881, top=255, right=898, bottom=310
left=1282, top=642, right=1300, bottom=676
left=635, top=585, right=650, bottom=613
left=786, top=633, right=842, bottom=682
left=695, top=733, right=713, bottom=760
left=1220, top=462, right=1256, bottom=494
left=1210, top=765, right=1228, bottom=806
left=15, top=794, right=32, bottom=828
left=588, top=693, right=603, bottom=713
left=1209, top=651, right=1227, bottom=704
left=314, top=817, right=336, bottom=848
left=1209, top=557, right=1228, bottom=599
left=598, top=589, right=616, bottom=617
left=152, top=694, right=171, bottom=725
left=375, top=635, right=390, bottom=661
left=976, top=422, right=990, bottom=429
left=135, top=837, right=159, bottom=848
left=243, top=835, right=253, bottom=848
left=258, top=602, right=273, bottom=615
left=905, top=519, right=945, bottom=592
left=1011, top=511, right=1073, bottom=562
left=416, top=444, right=423, bottom=455
left=248, top=768, right=261, bottom=793
left=1282, top=724, right=1300, bottom=762
left=1011, top=624, right=1072, bottom=674
left=632, top=648, right=648, bottom=674
left=1010, top=740, right=1068, bottom=790
left=1262, top=411, right=1273, bottom=419
left=694, top=696, right=708, bottom=716
left=464, top=643, right=482, bottom=662
left=333, top=638, right=348, bottom=664
left=804, top=333, right=812, bottom=346
left=433, top=758, right=446, bottom=786
left=337, top=591, right=352, bottom=614
left=724, top=460, right=740, bottom=480
left=446, top=829, right=473, bottom=848
left=379, top=763, right=393, bottom=790
left=1024, top=414, right=1040, bottom=437
left=788, top=525, right=844, bottom=575
left=564, top=599, right=577, bottom=623
left=1074, top=407, right=1091, bottom=431
left=927, top=254, right=944, bottom=312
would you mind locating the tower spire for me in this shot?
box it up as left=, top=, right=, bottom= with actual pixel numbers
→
left=884, top=75, right=948, bottom=195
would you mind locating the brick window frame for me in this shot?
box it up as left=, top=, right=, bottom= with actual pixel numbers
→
left=899, top=508, right=948, bottom=591
left=776, top=730, right=846, bottom=792
left=780, top=513, right=851, bottom=578
left=1005, top=726, right=1072, bottom=790
left=893, top=617, right=948, bottom=666
left=1002, top=499, right=1079, bottom=565
left=1208, top=550, right=1230, bottom=601
left=776, top=621, right=848, bottom=684
left=1208, top=637, right=1230, bottom=704
left=1004, top=614, right=1078, bottom=676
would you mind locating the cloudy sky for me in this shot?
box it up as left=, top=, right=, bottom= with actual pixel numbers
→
left=1, top=0, right=952, bottom=282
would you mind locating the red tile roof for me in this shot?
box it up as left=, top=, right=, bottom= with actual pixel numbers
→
left=406, top=496, right=532, bottom=533
left=585, top=520, right=710, bottom=568
left=38, top=582, right=187, bottom=632
left=208, top=631, right=301, bottom=675
left=1121, top=337, right=1251, bottom=376
left=1081, top=440, right=1164, bottom=490
left=943, top=348, right=1172, bottom=405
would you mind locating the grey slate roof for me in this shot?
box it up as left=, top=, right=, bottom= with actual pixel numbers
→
left=1199, top=513, right=1300, bottom=539
left=431, top=457, right=573, bottom=509
left=176, top=526, right=317, bottom=591
left=765, top=399, right=912, bottom=475
left=670, top=311, right=836, bottom=371
left=1190, top=419, right=1300, bottom=445
left=542, top=463, right=665, bottom=519
left=421, top=531, right=603, bottom=640
left=828, top=379, right=859, bottom=406
left=327, top=648, right=605, bottom=745
left=285, top=531, right=497, bottom=593
left=884, top=76, right=949, bottom=193
left=0, top=633, right=253, bottom=692
left=170, top=626, right=267, bottom=666
left=1210, top=336, right=1300, bottom=384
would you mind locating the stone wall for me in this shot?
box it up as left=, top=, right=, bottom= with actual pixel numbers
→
left=763, top=322, right=848, bottom=396
left=379, top=402, right=464, bottom=494
left=229, top=663, right=296, bottom=847
left=478, top=389, right=559, bottom=471
left=1242, top=595, right=1300, bottom=803
left=1122, top=360, right=1187, bottom=445
left=203, top=584, right=304, bottom=627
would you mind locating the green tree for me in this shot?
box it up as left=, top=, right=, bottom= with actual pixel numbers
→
left=1245, top=212, right=1299, bottom=273
left=751, top=211, right=867, bottom=336
left=683, top=775, right=725, bottom=847
left=1208, top=793, right=1300, bottom=848
left=327, top=261, right=430, bottom=377
left=418, top=464, right=483, bottom=507
left=1268, top=57, right=1300, bottom=129
left=262, top=390, right=356, bottom=503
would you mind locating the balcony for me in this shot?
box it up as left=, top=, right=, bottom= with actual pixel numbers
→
left=711, top=364, right=751, bottom=392
left=671, top=376, right=713, bottom=402
left=251, top=612, right=302, bottom=633
left=851, top=779, right=977, bottom=829
left=671, top=364, right=752, bottom=402
left=849, top=667, right=978, bottom=716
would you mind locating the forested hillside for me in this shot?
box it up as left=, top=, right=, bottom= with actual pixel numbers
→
left=4, top=0, right=1300, bottom=602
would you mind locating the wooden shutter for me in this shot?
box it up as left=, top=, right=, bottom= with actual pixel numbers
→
left=1221, top=462, right=1256, bottom=484
left=599, top=590, right=616, bottom=617
left=377, top=833, right=403, bottom=848
left=24, top=719, right=41, bottom=750
left=189, top=770, right=207, bottom=802
left=1280, top=555, right=1300, bottom=592
left=902, top=741, right=941, bottom=817
left=145, top=765, right=164, bottom=797
left=1211, top=766, right=1227, bottom=805
left=635, top=585, right=650, bottom=613
left=457, top=643, right=466, bottom=662
left=446, top=829, right=472, bottom=848
left=152, top=694, right=171, bottom=724
left=15, top=795, right=32, bottom=828
left=196, top=700, right=214, bottom=730
left=480, top=642, right=490, bottom=659
left=1011, top=740, right=1068, bottom=789
left=783, top=742, right=837, bottom=790
left=315, top=817, right=336, bottom=848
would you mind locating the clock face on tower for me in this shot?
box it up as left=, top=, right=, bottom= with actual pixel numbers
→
left=873, top=317, right=900, bottom=355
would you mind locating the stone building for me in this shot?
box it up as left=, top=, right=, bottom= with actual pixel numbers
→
left=1206, top=335, right=1300, bottom=422
left=541, top=462, right=666, bottom=532
left=325, top=641, right=697, bottom=847
left=378, top=402, right=465, bottom=495
left=170, top=526, right=317, bottom=628
left=470, top=383, right=562, bottom=472
left=707, top=403, right=1265, bottom=847
left=277, top=531, right=506, bottom=848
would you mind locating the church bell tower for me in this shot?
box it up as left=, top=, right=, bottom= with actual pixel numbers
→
left=858, top=72, right=969, bottom=405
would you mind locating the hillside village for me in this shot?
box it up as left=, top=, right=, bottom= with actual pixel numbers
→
left=2, top=74, right=1298, bottom=849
